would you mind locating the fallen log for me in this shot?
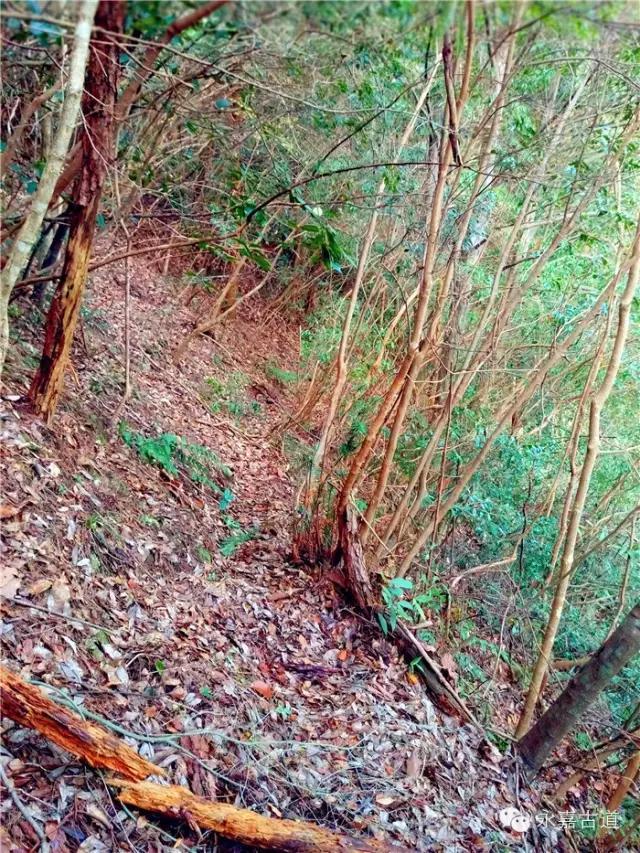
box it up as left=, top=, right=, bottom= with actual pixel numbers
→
left=334, top=506, right=484, bottom=729
left=0, top=666, right=406, bottom=852
left=393, top=620, right=482, bottom=729
left=112, top=778, right=407, bottom=852
left=0, top=664, right=160, bottom=781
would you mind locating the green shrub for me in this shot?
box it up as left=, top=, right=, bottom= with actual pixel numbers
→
left=119, top=423, right=230, bottom=492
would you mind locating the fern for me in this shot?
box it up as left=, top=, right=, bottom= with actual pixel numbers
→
left=119, top=423, right=230, bottom=492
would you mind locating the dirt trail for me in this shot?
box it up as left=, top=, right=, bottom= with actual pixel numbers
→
left=1, top=259, right=554, bottom=851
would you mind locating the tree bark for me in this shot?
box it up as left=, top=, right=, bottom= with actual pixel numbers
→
left=518, top=602, right=640, bottom=772
left=114, top=778, right=402, bottom=852
left=0, top=0, right=98, bottom=379
left=28, top=0, right=124, bottom=421
left=0, top=665, right=160, bottom=781
left=31, top=219, right=70, bottom=306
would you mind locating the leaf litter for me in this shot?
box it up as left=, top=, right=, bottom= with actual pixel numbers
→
left=0, top=252, right=564, bottom=851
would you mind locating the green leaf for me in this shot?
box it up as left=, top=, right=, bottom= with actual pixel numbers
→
left=219, top=487, right=234, bottom=510
left=389, top=577, right=413, bottom=591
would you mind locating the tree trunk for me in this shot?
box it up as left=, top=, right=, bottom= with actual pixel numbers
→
left=515, top=214, right=640, bottom=738
left=518, top=602, right=640, bottom=772
left=28, top=0, right=124, bottom=421
left=607, top=748, right=640, bottom=812
left=0, top=0, right=97, bottom=379
left=31, top=220, right=70, bottom=306
left=113, top=779, right=405, bottom=853
left=304, top=75, right=436, bottom=519
left=0, top=665, right=160, bottom=781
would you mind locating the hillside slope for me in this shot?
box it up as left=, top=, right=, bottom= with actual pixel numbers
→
left=3, top=257, right=565, bottom=851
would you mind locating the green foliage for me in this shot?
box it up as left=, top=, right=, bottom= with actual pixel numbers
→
left=119, top=423, right=230, bottom=492
left=300, top=220, right=355, bottom=272
left=195, top=544, right=213, bottom=564
left=265, top=360, right=297, bottom=385
left=282, top=433, right=314, bottom=476
left=574, top=731, right=595, bottom=752
left=379, top=578, right=447, bottom=635
left=219, top=524, right=259, bottom=557
left=202, top=371, right=261, bottom=418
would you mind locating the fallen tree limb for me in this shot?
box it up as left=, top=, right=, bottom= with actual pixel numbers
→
left=0, top=664, right=161, bottom=781
left=111, top=778, right=406, bottom=852
left=0, top=666, right=405, bottom=851
left=393, top=620, right=483, bottom=731
left=332, top=507, right=484, bottom=729
left=449, top=554, right=516, bottom=591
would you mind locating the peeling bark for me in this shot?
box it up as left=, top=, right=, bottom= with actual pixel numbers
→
left=0, top=665, right=160, bottom=781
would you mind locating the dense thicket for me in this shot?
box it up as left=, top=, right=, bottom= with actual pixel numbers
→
left=2, top=0, right=639, bottom=835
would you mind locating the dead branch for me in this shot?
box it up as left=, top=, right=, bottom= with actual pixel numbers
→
left=393, top=620, right=483, bottom=731
left=449, top=554, right=516, bottom=591
left=0, top=666, right=405, bottom=852
left=0, top=665, right=161, bottom=781
left=111, top=778, right=406, bottom=853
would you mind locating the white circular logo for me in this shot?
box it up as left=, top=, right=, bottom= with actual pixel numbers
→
left=499, top=807, right=532, bottom=833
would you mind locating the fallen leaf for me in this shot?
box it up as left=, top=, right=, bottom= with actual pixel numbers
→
left=0, top=503, right=23, bottom=519
left=101, top=642, right=122, bottom=661
left=85, top=803, right=110, bottom=829
left=250, top=680, right=274, bottom=699
left=0, top=565, right=21, bottom=599
left=406, top=748, right=421, bottom=777
left=48, top=576, right=71, bottom=615
left=440, top=651, right=458, bottom=683
left=28, top=578, right=52, bottom=595
left=108, top=665, right=130, bottom=686
left=59, top=659, right=84, bottom=683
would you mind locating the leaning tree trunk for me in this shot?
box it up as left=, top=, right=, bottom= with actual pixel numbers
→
left=0, top=0, right=98, bottom=380
left=28, top=1, right=124, bottom=421
left=518, top=601, right=640, bottom=773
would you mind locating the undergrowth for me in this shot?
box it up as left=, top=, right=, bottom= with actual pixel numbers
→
left=119, top=423, right=231, bottom=492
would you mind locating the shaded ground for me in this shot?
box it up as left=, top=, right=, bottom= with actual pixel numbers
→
left=2, top=257, right=566, bottom=851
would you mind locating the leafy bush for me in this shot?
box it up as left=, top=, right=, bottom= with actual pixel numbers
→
left=202, top=371, right=261, bottom=418
left=219, top=524, right=259, bottom=556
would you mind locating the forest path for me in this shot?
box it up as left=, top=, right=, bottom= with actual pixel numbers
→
left=1, top=257, right=546, bottom=851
